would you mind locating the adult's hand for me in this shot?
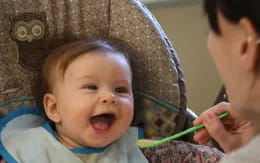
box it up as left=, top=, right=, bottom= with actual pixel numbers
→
left=193, top=102, right=256, bottom=153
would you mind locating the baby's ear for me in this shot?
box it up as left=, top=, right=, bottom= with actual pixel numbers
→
left=43, top=93, right=61, bottom=123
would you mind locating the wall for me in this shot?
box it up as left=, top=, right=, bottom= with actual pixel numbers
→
left=148, top=3, right=222, bottom=114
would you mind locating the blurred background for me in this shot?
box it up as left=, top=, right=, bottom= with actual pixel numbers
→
left=141, top=0, right=222, bottom=114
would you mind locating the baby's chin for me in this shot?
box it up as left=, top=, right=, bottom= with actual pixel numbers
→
left=85, top=140, right=113, bottom=148
left=86, top=134, right=123, bottom=148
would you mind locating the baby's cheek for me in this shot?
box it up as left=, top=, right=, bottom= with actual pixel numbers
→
left=126, top=110, right=134, bottom=125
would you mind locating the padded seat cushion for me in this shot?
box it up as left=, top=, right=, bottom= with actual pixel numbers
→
left=0, top=0, right=186, bottom=137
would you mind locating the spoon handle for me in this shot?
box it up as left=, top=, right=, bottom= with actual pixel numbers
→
left=140, top=112, right=228, bottom=148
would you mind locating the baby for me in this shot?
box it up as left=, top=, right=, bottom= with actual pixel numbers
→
left=0, top=39, right=224, bottom=163
left=0, top=39, right=148, bottom=162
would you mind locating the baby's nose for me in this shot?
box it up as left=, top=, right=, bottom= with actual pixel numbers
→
left=100, top=93, right=117, bottom=104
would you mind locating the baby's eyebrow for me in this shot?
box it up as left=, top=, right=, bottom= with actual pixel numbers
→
left=114, top=79, right=132, bottom=85
left=77, top=75, right=97, bottom=80
left=77, top=75, right=132, bottom=85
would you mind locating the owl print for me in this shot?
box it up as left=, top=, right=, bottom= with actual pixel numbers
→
left=10, top=12, right=49, bottom=71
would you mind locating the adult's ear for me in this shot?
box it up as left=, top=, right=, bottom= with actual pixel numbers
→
left=43, top=93, right=61, bottom=123
left=239, top=18, right=259, bottom=71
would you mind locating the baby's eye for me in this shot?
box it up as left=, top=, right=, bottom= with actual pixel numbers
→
left=115, top=87, right=128, bottom=93
left=86, top=85, right=98, bottom=90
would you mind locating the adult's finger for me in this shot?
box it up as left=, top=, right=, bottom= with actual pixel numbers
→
left=193, top=128, right=210, bottom=142
left=193, top=130, right=211, bottom=145
left=203, top=111, right=235, bottom=152
left=193, top=102, right=231, bottom=126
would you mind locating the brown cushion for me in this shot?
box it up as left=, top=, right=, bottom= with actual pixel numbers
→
left=0, top=0, right=186, bottom=136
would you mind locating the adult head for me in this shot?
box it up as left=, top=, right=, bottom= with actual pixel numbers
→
left=204, top=0, right=260, bottom=121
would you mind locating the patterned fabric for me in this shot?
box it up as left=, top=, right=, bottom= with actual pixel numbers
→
left=133, top=92, right=179, bottom=138
left=0, top=97, right=36, bottom=118
left=0, top=0, right=186, bottom=136
left=142, top=140, right=224, bottom=163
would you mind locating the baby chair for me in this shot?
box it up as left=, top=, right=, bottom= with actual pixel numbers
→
left=0, top=0, right=223, bottom=162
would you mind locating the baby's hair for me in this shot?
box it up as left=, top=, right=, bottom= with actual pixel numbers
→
left=41, top=39, right=131, bottom=93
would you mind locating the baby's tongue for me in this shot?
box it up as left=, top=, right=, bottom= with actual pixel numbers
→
left=90, top=114, right=113, bottom=130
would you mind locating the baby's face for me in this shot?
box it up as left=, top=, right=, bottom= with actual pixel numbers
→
left=52, top=51, right=133, bottom=148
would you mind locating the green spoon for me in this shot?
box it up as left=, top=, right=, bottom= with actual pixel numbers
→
left=136, top=112, right=228, bottom=148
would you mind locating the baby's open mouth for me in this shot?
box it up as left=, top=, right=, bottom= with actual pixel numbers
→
left=90, top=113, right=116, bottom=131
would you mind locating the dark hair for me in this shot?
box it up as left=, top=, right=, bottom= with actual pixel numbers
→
left=203, top=0, right=260, bottom=35
left=42, top=39, right=131, bottom=93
